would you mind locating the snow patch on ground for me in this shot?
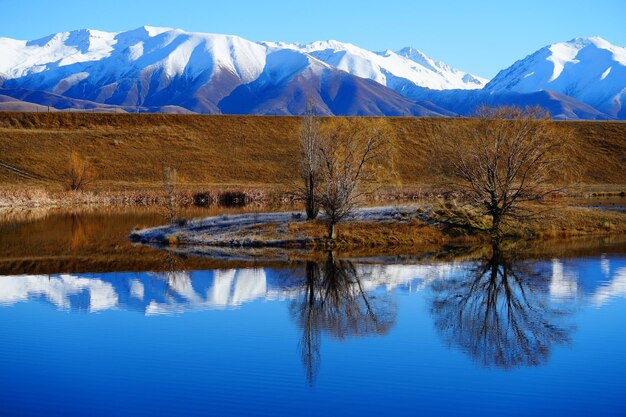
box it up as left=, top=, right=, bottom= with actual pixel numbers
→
left=130, top=206, right=429, bottom=249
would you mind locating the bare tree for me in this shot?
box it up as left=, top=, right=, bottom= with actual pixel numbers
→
left=317, top=119, right=390, bottom=239
left=64, top=150, right=97, bottom=191
left=297, top=104, right=322, bottom=219
left=426, top=106, right=568, bottom=237
left=162, top=166, right=178, bottom=224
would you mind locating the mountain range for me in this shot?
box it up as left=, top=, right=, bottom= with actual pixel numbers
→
left=0, top=26, right=624, bottom=119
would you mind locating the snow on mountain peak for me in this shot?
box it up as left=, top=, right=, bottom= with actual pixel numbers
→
left=0, top=27, right=269, bottom=83
left=272, top=40, right=487, bottom=90
left=0, top=28, right=118, bottom=77
left=0, top=27, right=488, bottom=95
left=397, top=47, right=437, bottom=68
left=486, top=36, right=626, bottom=118
left=2, top=26, right=622, bottom=119
left=141, top=26, right=174, bottom=37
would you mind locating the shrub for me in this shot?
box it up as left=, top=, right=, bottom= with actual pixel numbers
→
left=64, top=150, right=97, bottom=191
left=219, top=191, right=246, bottom=207
left=193, top=192, right=213, bottom=207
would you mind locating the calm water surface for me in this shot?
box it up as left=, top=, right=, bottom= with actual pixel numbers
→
left=1, top=208, right=625, bottom=417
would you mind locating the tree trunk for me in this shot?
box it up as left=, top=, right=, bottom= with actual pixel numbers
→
left=491, top=213, right=502, bottom=238
left=327, top=221, right=336, bottom=240
left=305, top=173, right=318, bottom=220
left=491, top=238, right=502, bottom=260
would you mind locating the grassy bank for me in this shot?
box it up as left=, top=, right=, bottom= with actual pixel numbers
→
left=0, top=112, right=624, bottom=194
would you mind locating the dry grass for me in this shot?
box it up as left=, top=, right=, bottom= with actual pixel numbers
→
left=524, top=206, right=626, bottom=238
left=1, top=112, right=624, bottom=248
left=0, top=112, right=624, bottom=194
left=0, top=113, right=302, bottom=190
left=426, top=199, right=626, bottom=239
left=244, top=217, right=473, bottom=251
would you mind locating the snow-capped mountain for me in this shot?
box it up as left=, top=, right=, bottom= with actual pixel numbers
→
left=0, top=27, right=623, bottom=119
left=218, top=47, right=452, bottom=116
left=486, top=36, right=626, bottom=118
left=0, top=26, right=268, bottom=113
left=0, top=26, right=475, bottom=116
left=261, top=40, right=487, bottom=91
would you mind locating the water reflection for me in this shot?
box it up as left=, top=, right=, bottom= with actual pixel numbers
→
left=1, top=247, right=626, bottom=382
left=0, top=206, right=283, bottom=275
left=290, top=254, right=397, bottom=384
left=2, top=253, right=625, bottom=314
left=431, top=242, right=573, bottom=368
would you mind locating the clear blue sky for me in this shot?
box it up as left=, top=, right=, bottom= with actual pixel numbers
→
left=0, top=0, right=624, bottom=78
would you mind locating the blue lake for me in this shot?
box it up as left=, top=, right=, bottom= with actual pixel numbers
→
left=1, top=209, right=625, bottom=416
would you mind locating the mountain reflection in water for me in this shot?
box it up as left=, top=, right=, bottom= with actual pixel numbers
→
left=0, top=259, right=454, bottom=314
left=2, top=251, right=624, bottom=315
left=2, top=246, right=626, bottom=384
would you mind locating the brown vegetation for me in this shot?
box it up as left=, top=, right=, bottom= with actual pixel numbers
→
left=315, top=119, right=391, bottom=238
left=283, top=219, right=447, bottom=249
left=0, top=112, right=623, bottom=194
left=64, top=150, right=97, bottom=191
left=220, top=203, right=626, bottom=251
left=426, top=106, right=572, bottom=236
left=1, top=111, right=625, bottom=243
left=296, top=106, right=322, bottom=220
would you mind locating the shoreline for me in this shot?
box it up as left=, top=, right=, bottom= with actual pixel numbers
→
left=1, top=185, right=624, bottom=210
left=129, top=203, right=626, bottom=255
left=1, top=201, right=626, bottom=275
left=0, top=187, right=279, bottom=210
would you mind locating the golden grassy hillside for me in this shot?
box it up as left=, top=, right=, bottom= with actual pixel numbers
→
left=0, top=112, right=624, bottom=191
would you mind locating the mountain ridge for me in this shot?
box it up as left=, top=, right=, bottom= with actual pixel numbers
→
left=0, top=27, right=623, bottom=119
left=486, top=35, right=626, bottom=118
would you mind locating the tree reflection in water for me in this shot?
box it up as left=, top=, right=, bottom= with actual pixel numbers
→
left=431, top=242, right=572, bottom=368
left=290, top=253, right=397, bottom=385
left=154, top=250, right=188, bottom=299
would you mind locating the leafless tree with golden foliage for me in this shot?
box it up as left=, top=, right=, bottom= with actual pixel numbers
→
left=64, top=150, right=97, bottom=191
left=426, top=106, right=570, bottom=237
left=317, top=119, right=391, bottom=239
left=297, top=105, right=322, bottom=220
